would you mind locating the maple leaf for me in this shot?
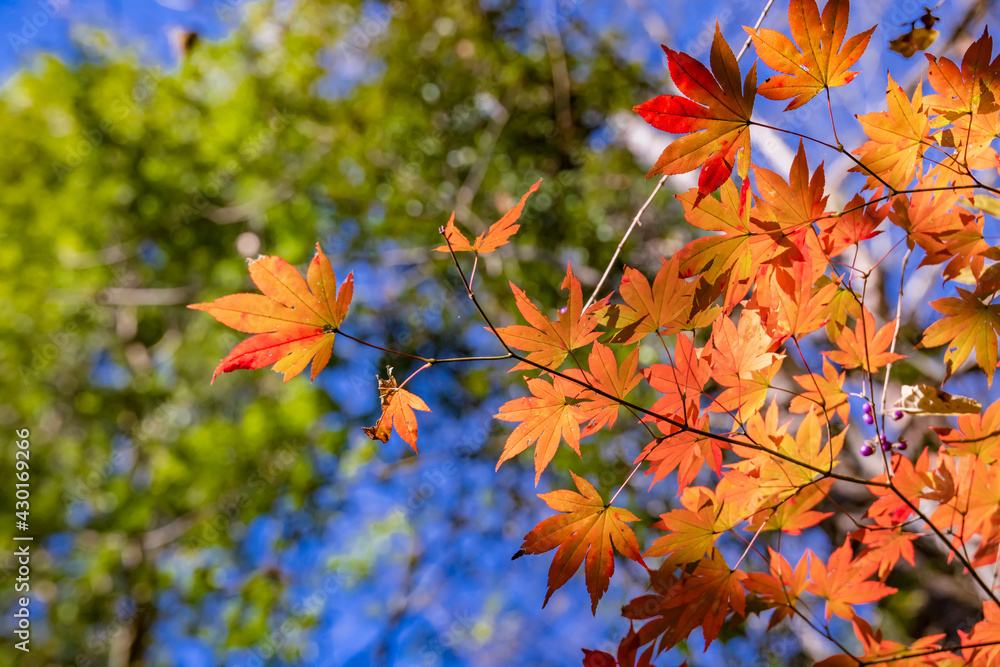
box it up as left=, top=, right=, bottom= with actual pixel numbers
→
left=753, top=140, right=829, bottom=229
left=925, top=29, right=1000, bottom=172
left=634, top=24, right=756, bottom=196
left=818, top=193, right=887, bottom=257
left=646, top=487, right=743, bottom=566
left=921, top=289, right=1000, bottom=384
left=747, top=479, right=834, bottom=535
left=970, top=601, right=1000, bottom=666
left=677, top=179, right=779, bottom=283
left=497, top=264, right=606, bottom=373
left=807, top=538, right=897, bottom=620
left=675, top=180, right=801, bottom=312
left=189, top=243, right=353, bottom=382
left=604, top=256, right=717, bottom=343
left=931, top=456, right=1000, bottom=544
left=709, top=364, right=783, bottom=423
left=362, top=367, right=431, bottom=452
left=789, top=358, right=849, bottom=424
left=706, top=308, right=783, bottom=386
left=823, top=277, right=863, bottom=339
left=642, top=332, right=712, bottom=418
left=852, top=526, right=918, bottom=582
left=867, top=449, right=932, bottom=527
left=433, top=179, right=541, bottom=253
left=639, top=409, right=723, bottom=492
left=518, top=471, right=643, bottom=613
left=563, top=343, right=641, bottom=437
left=744, top=547, right=809, bottom=629
left=851, top=74, right=931, bottom=191
left=659, top=551, right=747, bottom=649
left=747, top=0, right=874, bottom=111
left=495, top=376, right=586, bottom=484
left=750, top=261, right=837, bottom=342
left=730, top=408, right=844, bottom=499
left=817, top=617, right=952, bottom=667
left=645, top=505, right=721, bottom=566
left=932, top=396, right=1000, bottom=463
left=824, top=307, right=904, bottom=373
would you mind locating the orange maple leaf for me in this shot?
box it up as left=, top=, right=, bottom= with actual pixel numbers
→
left=494, top=376, right=586, bottom=484
left=675, top=179, right=799, bottom=310
left=518, top=471, right=643, bottom=613
left=744, top=547, right=809, bottom=629
left=707, top=308, right=783, bottom=386
left=851, top=74, right=931, bottom=190
left=853, top=526, right=918, bottom=581
left=789, top=357, right=849, bottom=424
left=816, top=617, right=951, bottom=667
left=362, top=368, right=431, bottom=452
left=932, top=396, right=1000, bottom=462
left=753, top=140, right=829, bottom=229
left=605, top=256, right=717, bottom=343
left=188, top=243, right=353, bottom=382
left=634, top=24, right=756, bottom=196
left=497, top=264, right=607, bottom=373
left=747, top=480, right=834, bottom=535
left=818, top=193, right=887, bottom=257
left=638, top=408, right=722, bottom=492
left=807, top=538, right=897, bottom=620
left=750, top=260, right=837, bottom=341
left=920, top=288, right=1000, bottom=384
left=824, top=307, right=905, bottom=373
left=563, top=343, right=641, bottom=437
left=645, top=505, right=720, bottom=566
left=659, top=552, right=747, bottom=649
left=969, top=601, right=1000, bottom=665
left=747, top=0, right=874, bottom=110
left=925, top=29, right=1000, bottom=172
left=433, top=179, right=541, bottom=253
left=643, top=332, right=712, bottom=418
left=935, top=456, right=1000, bottom=543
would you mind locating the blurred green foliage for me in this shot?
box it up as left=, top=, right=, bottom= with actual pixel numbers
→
left=0, top=0, right=677, bottom=663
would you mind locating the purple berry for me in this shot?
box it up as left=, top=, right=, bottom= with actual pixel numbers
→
left=863, top=413, right=874, bottom=425
left=860, top=443, right=876, bottom=456
left=881, top=440, right=893, bottom=452
left=863, top=403, right=873, bottom=415
left=893, top=410, right=904, bottom=421
left=896, top=439, right=908, bottom=451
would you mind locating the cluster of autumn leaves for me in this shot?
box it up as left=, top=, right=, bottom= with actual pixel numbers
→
left=189, top=0, right=1000, bottom=664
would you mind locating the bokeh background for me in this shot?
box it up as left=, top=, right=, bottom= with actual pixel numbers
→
left=2, top=0, right=1000, bottom=665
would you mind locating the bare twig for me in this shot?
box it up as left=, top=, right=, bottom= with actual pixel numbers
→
left=583, top=174, right=668, bottom=310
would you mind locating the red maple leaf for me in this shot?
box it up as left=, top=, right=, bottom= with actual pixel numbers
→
left=634, top=24, right=756, bottom=196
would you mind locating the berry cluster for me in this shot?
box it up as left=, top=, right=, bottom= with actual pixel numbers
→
left=860, top=402, right=904, bottom=425
left=858, top=403, right=907, bottom=457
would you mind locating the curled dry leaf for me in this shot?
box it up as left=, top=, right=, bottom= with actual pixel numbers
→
left=894, top=383, right=982, bottom=416
left=362, top=366, right=430, bottom=452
